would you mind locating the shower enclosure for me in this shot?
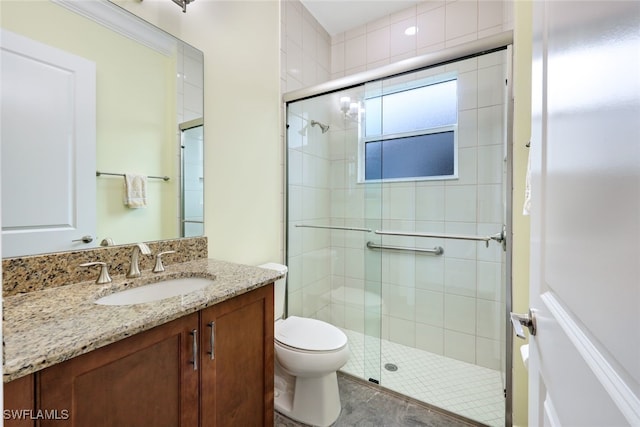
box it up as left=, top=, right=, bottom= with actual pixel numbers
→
left=285, top=34, right=513, bottom=427
left=180, top=118, right=204, bottom=237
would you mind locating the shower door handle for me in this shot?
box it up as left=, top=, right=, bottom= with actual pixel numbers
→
left=510, top=309, right=537, bottom=339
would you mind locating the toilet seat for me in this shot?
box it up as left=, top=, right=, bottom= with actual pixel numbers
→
left=275, top=316, right=347, bottom=352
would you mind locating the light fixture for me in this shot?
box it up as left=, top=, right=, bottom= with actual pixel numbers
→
left=404, top=26, right=418, bottom=36
left=340, top=96, right=351, bottom=115
left=339, top=96, right=360, bottom=121
left=171, top=0, right=194, bottom=13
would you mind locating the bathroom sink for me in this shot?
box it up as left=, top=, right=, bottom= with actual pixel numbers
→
left=95, top=277, right=214, bottom=306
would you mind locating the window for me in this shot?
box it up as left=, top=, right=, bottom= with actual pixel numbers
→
left=361, top=75, right=458, bottom=182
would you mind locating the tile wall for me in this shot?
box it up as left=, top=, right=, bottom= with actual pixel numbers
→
left=281, top=0, right=334, bottom=316
left=281, top=0, right=332, bottom=93
left=329, top=0, right=512, bottom=78
left=282, top=0, right=512, bottom=370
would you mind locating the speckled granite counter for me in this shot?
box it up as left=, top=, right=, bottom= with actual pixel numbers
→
left=3, top=258, right=283, bottom=383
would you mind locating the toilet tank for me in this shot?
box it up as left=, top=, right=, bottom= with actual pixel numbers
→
left=258, top=263, right=288, bottom=321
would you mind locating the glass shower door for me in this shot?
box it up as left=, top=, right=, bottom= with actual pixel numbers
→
left=285, top=87, right=383, bottom=386
left=285, top=45, right=510, bottom=427
left=362, top=51, right=509, bottom=427
left=347, top=85, right=384, bottom=387
left=180, top=118, right=204, bottom=237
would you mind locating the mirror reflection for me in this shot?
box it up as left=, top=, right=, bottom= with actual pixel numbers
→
left=180, top=118, right=204, bottom=237
left=0, top=0, right=204, bottom=258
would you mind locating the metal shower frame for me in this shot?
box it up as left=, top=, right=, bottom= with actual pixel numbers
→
left=282, top=30, right=515, bottom=427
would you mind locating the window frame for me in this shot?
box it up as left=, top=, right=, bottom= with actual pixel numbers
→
left=357, top=73, right=459, bottom=184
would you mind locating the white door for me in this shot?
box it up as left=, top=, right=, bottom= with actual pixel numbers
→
left=1, top=30, right=96, bottom=257
left=527, top=1, right=640, bottom=426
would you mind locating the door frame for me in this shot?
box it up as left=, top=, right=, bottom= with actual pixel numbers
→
left=504, top=44, right=515, bottom=427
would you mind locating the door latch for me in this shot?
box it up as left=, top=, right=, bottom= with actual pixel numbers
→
left=72, top=235, right=93, bottom=244
left=510, top=309, right=537, bottom=339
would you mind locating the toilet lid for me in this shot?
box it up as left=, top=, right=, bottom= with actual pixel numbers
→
left=275, top=316, right=347, bottom=351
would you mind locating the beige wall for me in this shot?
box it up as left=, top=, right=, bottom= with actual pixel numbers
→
left=119, top=0, right=282, bottom=266
left=512, top=1, right=533, bottom=425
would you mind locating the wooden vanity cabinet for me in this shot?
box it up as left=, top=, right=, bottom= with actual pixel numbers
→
left=38, top=313, right=200, bottom=427
left=34, top=284, right=274, bottom=427
left=4, top=373, right=36, bottom=427
left=200, top=284, right=274, bottom=427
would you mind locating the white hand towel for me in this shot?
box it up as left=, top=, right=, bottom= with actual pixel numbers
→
left=123, top=173, right=147, bottom=208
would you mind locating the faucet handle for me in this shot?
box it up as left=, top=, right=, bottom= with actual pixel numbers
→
left=137, top=242, right=152, bottom=255
left=80, top=262, right=112, bottom=284
left=153, top=251, right=176, bottom=273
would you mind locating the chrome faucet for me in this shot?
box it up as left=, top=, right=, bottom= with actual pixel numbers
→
left=126, top=243, right=152, bottom=278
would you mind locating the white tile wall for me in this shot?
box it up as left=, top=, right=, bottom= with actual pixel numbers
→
left=416, top=323, right=445, bottom=354
left=177, top=43, right=204, bottom=124
left=282, top=0, right=331, bottom=93
left=283, top=0, right=511, bottom=372
left=282, top=0, right=333, bottom=319
left=330, top=1, right=511, bottom=78
left=177, top=44, right=204, bottom=234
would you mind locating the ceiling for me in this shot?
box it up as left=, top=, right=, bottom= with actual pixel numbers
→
left=300, top=0, right=424, bottom=36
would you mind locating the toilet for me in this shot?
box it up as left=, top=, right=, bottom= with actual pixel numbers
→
left=259, top=263, right=349, bottom=427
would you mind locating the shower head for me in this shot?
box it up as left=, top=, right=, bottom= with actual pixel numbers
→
left=310, top=120, right=330, bottom=134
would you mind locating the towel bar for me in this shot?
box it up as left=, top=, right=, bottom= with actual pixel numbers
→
left=96, top=171, right=170, bottom=181
left=366, top=241, right=444, bottom=255
left=295, top=224, right=372, bottom=232
left=375, top=228, right=505, bottom=249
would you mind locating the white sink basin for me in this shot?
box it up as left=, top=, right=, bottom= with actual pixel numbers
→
left=95, top=277, right=214, bottom=306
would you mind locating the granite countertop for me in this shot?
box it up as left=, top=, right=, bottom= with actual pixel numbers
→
left=3, top=258, right=283, bottom=383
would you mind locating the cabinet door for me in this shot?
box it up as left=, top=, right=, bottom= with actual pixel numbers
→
left=38, top=313, right=199, bottom=427
left=200, top=285, right=274, bottom=427
left=4, top=374, right=35, bottom=427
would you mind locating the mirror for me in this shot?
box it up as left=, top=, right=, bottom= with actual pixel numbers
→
left=0, top=0, right=204, bottom=257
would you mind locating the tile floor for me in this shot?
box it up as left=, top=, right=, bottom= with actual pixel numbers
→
left=275, top=372, right=478, bottom=427
left=340, top=329, right=505, bottom=427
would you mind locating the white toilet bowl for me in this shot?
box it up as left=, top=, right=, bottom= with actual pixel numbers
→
left=274, top=316, right=348, bottom=427
left=258, top=263, right=350, bottom=427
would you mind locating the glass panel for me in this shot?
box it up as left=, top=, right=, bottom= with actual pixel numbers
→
left=367, top=50, right=507, bottom=427
left=382, top=80, right=457, bottom=133
left=362, top=79, right=383, bottom=386
left=286, top=47, right=508, bottom=427
left=365, top=131, right=455, bottom=180
left=365, top=78, right=457, bottom=137
left=180, top=122, right=203, bottom=237
left=285, top=87, right=383, bottom=386
left=364, top=96, right=382, bottom=137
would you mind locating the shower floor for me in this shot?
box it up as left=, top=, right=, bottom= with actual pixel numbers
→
left=340, top=329, right=505, bottom=427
